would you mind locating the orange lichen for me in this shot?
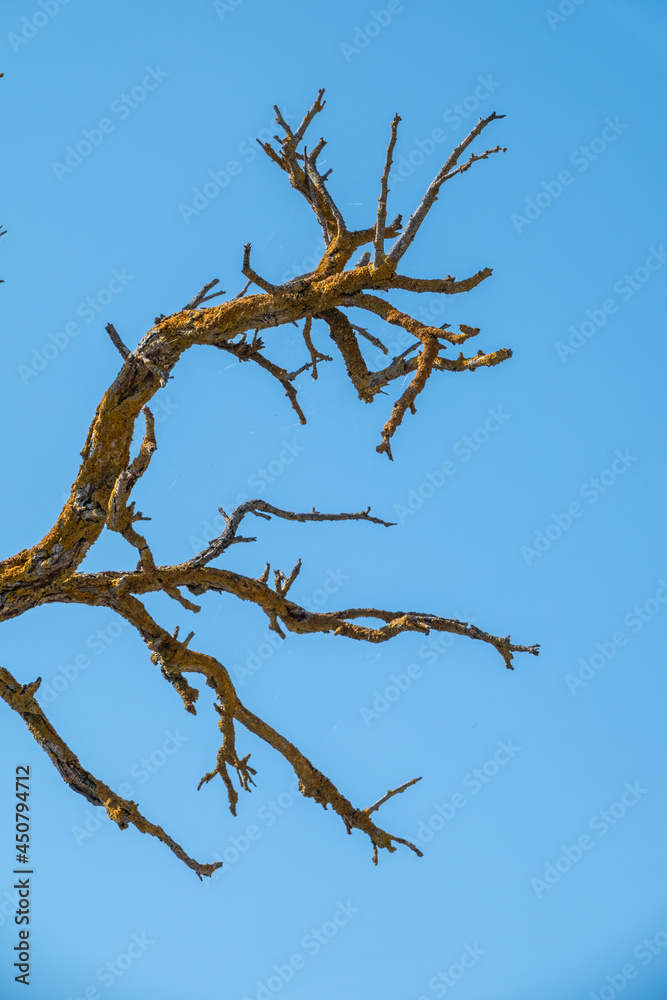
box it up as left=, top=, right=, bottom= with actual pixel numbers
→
left=0, top=93, right=537, bottom=876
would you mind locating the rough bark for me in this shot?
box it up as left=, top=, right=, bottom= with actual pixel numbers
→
left=0, top=93, right=537, bottom=877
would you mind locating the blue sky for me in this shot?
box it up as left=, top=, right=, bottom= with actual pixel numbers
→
left=1, top=0, right=667, bottom=997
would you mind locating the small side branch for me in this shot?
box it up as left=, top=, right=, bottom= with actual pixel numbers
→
left=183, top=279, right=226, bottom=310
left=242, top=243, right=279, bottom=293
left=352, top=324, right=388, bottom=354
left=390, top=267, right=493, bottom=295
left=186, top=499, right=394, bottom=569
left=220, top=336, right=309, bottom=424
left=293, top=88, right=326, bottom=145
left=365, top=776, right=422, bottom=816
left=302, top=316, right=332, bottom=380
left=343, top=292, right=469, bottom=346
left=388, top=112, right=505, bottom=265
left=233, top=698, right=423, bottom=865
left=303, top=150, right=347, bottom=236
left=259, top=90, right=346, bottom=242
left=0, top=667, right=221, bottom=879
left=373, top=113, right=401, bottom=269
left=443, top=144, right=507, bottom=181
left=198, top=701, right=257, bottom=816
left=105, top=323, right=132, bottom=360
left=376, top=334, right=440, bottom=460
left=107, top=407, right=157, bottom=570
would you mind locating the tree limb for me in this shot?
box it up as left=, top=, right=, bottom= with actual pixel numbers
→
left=0, top=94, right=537, bottom=877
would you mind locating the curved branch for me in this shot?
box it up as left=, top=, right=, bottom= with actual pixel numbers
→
left=376, top=333, right=440, bottom=460
left=0, top=667, right=221, bottom=879
left=387, top=112, right=506, bottom=265
left=186, top=499, right=394, bottom=569
left=0, top=94, right=533, bottom=878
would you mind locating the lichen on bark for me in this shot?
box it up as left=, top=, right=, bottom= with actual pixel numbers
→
left=0, top=92, right=537, bottom=877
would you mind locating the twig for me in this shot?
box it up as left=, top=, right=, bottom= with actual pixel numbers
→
left=0, top=666, right=221, bottom=879
left=351, top=324, right=388, bottom=354
left=444, top=144, right=507, bottom=181
left=388, top=112, right=505, bottom=265
left=302, top=315, right=332, bottom=380
left=242, top=243, right=279, bottom=293
left=183, top=279, right=225, bottom=310
left=366, top=776, right=422, bottom=815
left=304, top=153, right=346, bottom=234
left=106, top=407, right=158, bottom=569
left=377, top=333, right=440, bottom=461
left=293, top=88, right=326, bottom=145
left=186, top=500, right=394, bottom=570
left=374, top=113, right=401, bottom=268
left=105, top=323, right=132, bottom=360
left=272, top=104, right=293, bottom=138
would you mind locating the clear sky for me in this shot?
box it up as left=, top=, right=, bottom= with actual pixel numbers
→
left=1, top=0, right=667, bottom=998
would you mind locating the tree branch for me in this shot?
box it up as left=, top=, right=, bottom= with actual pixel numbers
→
left=374, top=113, right=401, bottom=269
left=185, top=499, right=394, bottom=569
left=0, top=667, right=221, bottom=878
left=388, top=112, right=506, bottom=265
left=0, top=94, right=535, bottom=878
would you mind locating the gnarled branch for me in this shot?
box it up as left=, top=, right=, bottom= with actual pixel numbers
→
left=0, top=93, right=537, bottom=877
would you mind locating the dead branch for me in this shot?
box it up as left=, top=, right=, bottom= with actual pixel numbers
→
left=0, top=93, right=537, bottom=878
left=0, top=667, right=220, bottom=879
left=366, top=777, right=422, bottom=816
left=374, top=113, right=402, bottom=269
left=387, top=112, right=506, bottom=265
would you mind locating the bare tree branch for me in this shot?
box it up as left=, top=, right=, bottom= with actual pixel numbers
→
left=105, top=323, right=132, bottom=360
left=0, top=667, right=221, bottom=879
left=388, top=112, right=506, bottom=265
left=366, top=777, right=422, bottom=816
left=183, top=278, right=226, bottom=310
left=376, top=332, right=440, bottom=460
left=185, top=499, right=394, bottom=569
left=0, top=94, right=537, bottom=878
left=242, top=243, right=279, bottom=293
left=374, top=113, right=401, bottom=269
